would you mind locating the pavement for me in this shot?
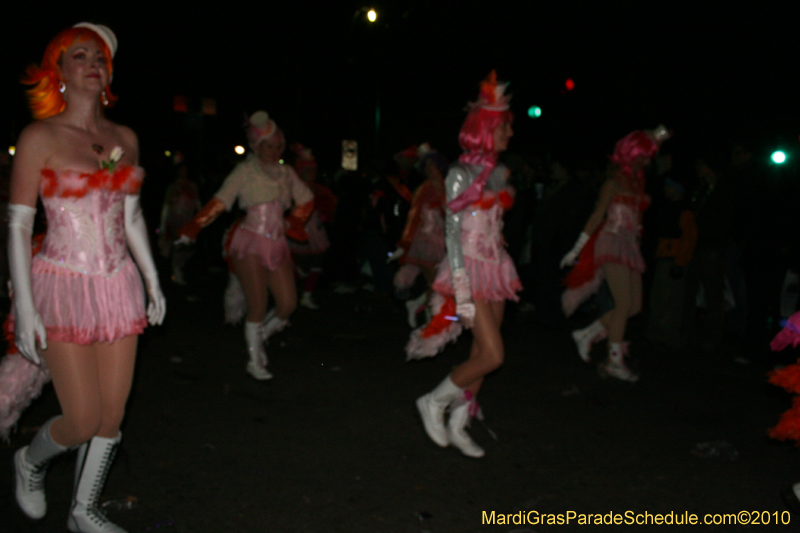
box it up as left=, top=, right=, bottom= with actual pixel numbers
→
left=1, top=271, right=799, bottom=532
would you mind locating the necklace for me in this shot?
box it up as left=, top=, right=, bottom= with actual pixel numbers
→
left=91, top=143, right=104, bottom=155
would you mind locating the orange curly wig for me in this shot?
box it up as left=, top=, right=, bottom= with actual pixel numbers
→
left=21, top=27, right=116, bottom=120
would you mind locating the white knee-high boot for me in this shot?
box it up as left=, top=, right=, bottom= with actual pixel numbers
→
left=447, top=392, right=485, bottom=458
left=571, top=320, right=607, bottom=363
left=416, top=375, right=463, bottom=447
left=245, top=321, right=272, bottom=380
left=14, top=416, right=71, bottom=519
left=67, top=433, right=125, bottom=533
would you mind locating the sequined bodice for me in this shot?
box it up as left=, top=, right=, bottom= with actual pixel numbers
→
left=603, top=194, right=650, bottom=235
left=38, top=166, right=143, bottom=276
left=460, top=198, right=505, bottom=264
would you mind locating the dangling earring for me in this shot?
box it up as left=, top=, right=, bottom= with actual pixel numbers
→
left=59, top=81, right=66, bottom=94
left=101, top=91, right=109, bottom=107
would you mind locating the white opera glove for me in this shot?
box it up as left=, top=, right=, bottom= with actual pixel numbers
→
left=386, top=247, right=405, bottom=263
left=8, top=204, right=46, bottom=364
left=125, top=195, right=166, bottom=325
left=452, top=267, right=475, bottom=328
left=560, top=232, right=590, bottom=269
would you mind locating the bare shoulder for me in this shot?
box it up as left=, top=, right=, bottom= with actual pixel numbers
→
left=107, top=121, right=139, bottom=162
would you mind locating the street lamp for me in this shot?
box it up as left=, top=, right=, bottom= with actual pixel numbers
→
left=367, top=8, right=377, bottom=22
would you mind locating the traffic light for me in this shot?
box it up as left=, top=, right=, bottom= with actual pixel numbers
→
left=565, top=78, right=575, bottom=91
left=527, top=105, right=542, bottom=119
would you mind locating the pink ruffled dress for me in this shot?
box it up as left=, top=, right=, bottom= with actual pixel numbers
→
left=30, top=166, right=148, bottom=344
left=432, top=190, right=521, bottom=302
left=226, top=201, right=291, bottom=270
left=594, top=194, right=650, bottom=273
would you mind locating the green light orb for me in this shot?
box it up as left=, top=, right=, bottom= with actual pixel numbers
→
left=771, top=150, right=787, bottom=164
left=527, top=106, right=542, bottom=119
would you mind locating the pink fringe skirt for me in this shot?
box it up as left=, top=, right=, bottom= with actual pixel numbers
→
left=594, top=230, right=645, bottom=273
left=433, top=253, right=521, bottom=302
left=227, top=225, right=290, bottom=271
left=30, top=256, right=147, bottom=345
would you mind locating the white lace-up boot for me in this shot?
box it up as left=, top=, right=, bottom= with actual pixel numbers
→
left=67, top=433, right=126, bottom=533
left=245, top=321, right=272, bottom=380
left=416, top=376, right=463, bottom=447
left=571, top=320, right=607, bottom=363
left=14, top=417, right=71, bottom=519
left=447, top=393, right=485, bottom=458
left=599, top=342, right=639, bottom=382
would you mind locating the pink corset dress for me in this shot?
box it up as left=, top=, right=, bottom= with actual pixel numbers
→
left=225, top=200, right=291, bottom=270
left=433, top=191, right=521, bottom=302
left=594, top=194, right=650, bottom=273
left=31, top=166, right=148, bottom=344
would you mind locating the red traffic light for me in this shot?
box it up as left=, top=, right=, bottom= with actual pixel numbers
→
left=565, top=78, right=575, bottom=91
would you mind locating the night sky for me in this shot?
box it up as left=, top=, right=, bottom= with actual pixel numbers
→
left=1, top=3, right=797, bottom=173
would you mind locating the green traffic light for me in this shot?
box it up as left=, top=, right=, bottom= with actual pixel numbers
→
left=771, top=150, right=787, bottom=164
left=527, top=106, right=542, bottom=119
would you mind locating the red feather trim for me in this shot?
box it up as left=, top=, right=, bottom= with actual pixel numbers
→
left=421, top=296, right=456, bottom=339
left=40, top=166, right=143, bottom=198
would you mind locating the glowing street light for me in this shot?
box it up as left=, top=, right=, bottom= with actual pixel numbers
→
left=8, top=146, right=15, bottom=156
left=367, top=8, right=377, bottom=22
left=771, top=150, right=787, bottom=164
left=234, top=145, right=245, bottom=155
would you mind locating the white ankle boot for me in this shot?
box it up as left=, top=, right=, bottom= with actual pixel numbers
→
left=447, top=396, right=485, bottom=458
left=300, top=291, right=319, bottom=310
left=599, top=342, right=639, bottom=382
left=571, top=320, right=607, bottom=363
left=416, top=376, right=463, bottom=447
left=15, top=417, right=70, bottom=519
left=67, top=434, right=126, bottom=533
left=245, top=321, right=272, bottom=380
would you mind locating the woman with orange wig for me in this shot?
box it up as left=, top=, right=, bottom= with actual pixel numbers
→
left=408, top=71, right=520, bottom=458
left=561, top=126, right=670, bottom=382
left=9, top=23, right=165, bottom=533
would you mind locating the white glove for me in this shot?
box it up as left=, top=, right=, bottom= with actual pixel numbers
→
left=560, top=232, right=590, bottom=269
left=386, top=247, right=405, bottom=263
left=125, top=196, right=166, bottom=325
left=8, top=204, right=46, bottom=364
left=452, top=267, right=475, bottom=328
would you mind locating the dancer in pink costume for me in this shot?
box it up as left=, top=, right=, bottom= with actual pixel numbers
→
left=561, top=126, right=670, bottom=382
left=179, top=111, right=313, bottom=380
left=391, top=151, right=448, bottom=328
left=408, top=71, right=521, bottom=458
left=8, top=23, right=165, bottom=533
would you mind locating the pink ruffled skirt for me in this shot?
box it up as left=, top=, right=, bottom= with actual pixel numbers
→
left=30, top=256, right=147, bottom=344
left=433, top=252, right=521, bottom=302
left=227, top=225, right=290, bottom=271
left=594, top=229, right=645, bottom=273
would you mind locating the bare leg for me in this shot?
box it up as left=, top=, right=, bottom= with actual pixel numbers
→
left=232, top=254, right=270, bottom=323
left=599, top=263, right=635, bottom=344
left=42, top=336, right=137, bottom=447
left=451, top=300, right=505, bottom=389
left=265, top=260, right=298, bottom=320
